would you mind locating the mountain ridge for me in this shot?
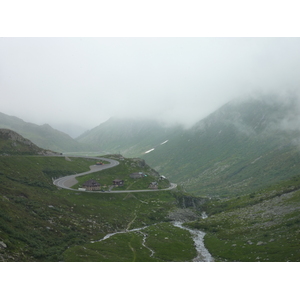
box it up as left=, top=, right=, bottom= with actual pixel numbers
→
left=3, top=93, right=300, bottom=197
left=76, top=117, right=185, bottom=157
left=0, top=128, right=58, bottom=156
left=1, top=103, right=300, bottom=262
left=0, top=111, right=89, bottom=153
left=142, top=94, right=300, bottom=196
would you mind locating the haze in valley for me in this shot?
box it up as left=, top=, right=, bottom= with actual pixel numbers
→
left=1, top=37, right=300, bottom=137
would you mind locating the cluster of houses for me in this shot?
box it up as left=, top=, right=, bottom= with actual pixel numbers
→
left=129, top=172, right=145, bottom=179
left=80, top=172, right=162, bottom=191
left=81, top=178, right=124, bottom=191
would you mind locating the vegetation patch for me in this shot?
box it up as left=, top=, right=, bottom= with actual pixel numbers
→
left=64, top=222, right=197, bottom=262
left=186, top=176, right=300, bottom=261
left=0, top=155, right=188, bottom=261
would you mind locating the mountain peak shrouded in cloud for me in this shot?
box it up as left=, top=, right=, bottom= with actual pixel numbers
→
left=142, top=93, right=300, bottom=196
left=1, top=38, right=300, bottom=136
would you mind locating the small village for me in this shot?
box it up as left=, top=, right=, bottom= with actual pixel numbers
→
left=79, top=171, right=166, bottom=192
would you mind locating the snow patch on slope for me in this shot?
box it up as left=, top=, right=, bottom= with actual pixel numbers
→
left=144, top=140, right=169, bottom=154
left=145, top=148, right=155, bottom=154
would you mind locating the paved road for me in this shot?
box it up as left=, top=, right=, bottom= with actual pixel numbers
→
left=106, top=182, right=178, bottom=193
left=53, top=156, right=177, bottom=193
left=53, top=156, right=119, bottom=190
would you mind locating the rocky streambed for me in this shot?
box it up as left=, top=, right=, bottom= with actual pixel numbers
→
left=172, top=221, right=213, bottom=262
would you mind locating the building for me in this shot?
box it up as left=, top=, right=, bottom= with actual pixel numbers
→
left=129, top=172, right=145, bottom=179
left=82, top=179, right=101, bottom=191
left=148, top=182, right=158, bottom=189
left=113, top=179, right=124, bottom=186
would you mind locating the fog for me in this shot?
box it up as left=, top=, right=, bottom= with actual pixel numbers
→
left=1, top=37, right=300, bottom=137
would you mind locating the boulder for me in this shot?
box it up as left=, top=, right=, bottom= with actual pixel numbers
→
left=0, top=241, right=7, bottom=248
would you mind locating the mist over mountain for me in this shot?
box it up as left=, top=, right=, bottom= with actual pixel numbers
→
left=0, top=112, right=89, bottom=153
left=2, top=93, right=300, bottom=263
left=142, top=92, right=300, bottom=196
left=2, top=38, right=300, bottom=137
left=76, top=117, right=185, bottom=157
left=3, top=90, right=300, bottom=198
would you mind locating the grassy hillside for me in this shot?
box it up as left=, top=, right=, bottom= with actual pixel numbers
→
left=0, top=128, right=57, bottom=156
left=72, top=156, right=171, bottom=191
left=1, top=129, right=299, bottom=262
left=2, top=153, right=299, bottom=261
left=64, top=221, right=197, bottom=262
left=186, top=175, right=300, bottom=261
left=0, top=154, right=203, bottom=262
left=0, top=111, right=88, bottom=152
left=143, top=94, right=300, bottom=197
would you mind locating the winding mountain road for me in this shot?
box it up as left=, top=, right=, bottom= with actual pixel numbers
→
left=53, top=156, right=177, bottom=193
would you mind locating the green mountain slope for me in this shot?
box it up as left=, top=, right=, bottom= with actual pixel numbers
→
left=187, top=175, right=300, bottom=261
left=1, top=127, right=299, bottom=262
left=0, top=129, right=57, bottom=155
left=0, top=153, right=205, bottom=262
left=0, top=132, right=206, bottom=261
left=76, top=117, right=184, bottom=157
left=0, top=111, right=88, bottom=153
left=143, top=94, right=300, bottom=197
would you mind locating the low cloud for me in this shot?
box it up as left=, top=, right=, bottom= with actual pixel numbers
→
left=1, top=38, right=300, bottom=136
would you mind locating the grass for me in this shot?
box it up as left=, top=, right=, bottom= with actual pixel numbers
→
left=143, top=99, right=300, bottom=198
left=4, top=153, right=299, bottom=262
left=143, top=222, right=197, bottom=261
left=186, top=175, right=300, bottom=261
left=64, top=222, right=197, bottom=262
left=0, top=154, right=197, bottom=261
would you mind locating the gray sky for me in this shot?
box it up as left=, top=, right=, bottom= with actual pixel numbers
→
left=1, top=37, right=300, bottom=137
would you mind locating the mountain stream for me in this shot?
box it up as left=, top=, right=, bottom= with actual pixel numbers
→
left=172, top=221, right=213, bottom=262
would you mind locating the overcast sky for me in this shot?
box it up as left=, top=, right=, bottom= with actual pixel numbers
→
left=1, top=37, right=300, bottom=137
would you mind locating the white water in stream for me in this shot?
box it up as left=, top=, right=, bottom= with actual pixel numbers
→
left=172, top=221, right=214, bottom=262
